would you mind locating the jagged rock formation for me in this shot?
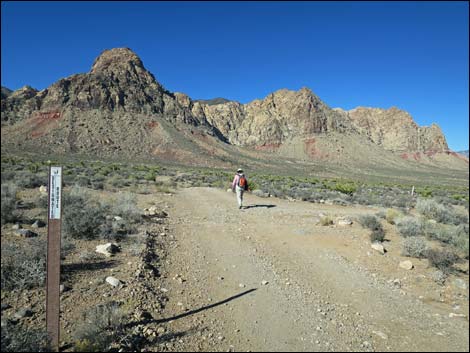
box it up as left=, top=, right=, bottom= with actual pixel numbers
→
left=336, top=107, right=448, bottom=152
left=0, top=47, right=455, bottom=165
left=1, top=86, right=13, bottom=100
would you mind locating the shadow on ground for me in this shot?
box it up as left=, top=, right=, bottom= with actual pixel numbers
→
left=243, top=204, right=276, bottom=209
left=133, top=288, right=258, bottom=326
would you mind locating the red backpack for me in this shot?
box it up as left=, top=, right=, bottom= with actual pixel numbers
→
left=238, top=175, right=248, bottom=190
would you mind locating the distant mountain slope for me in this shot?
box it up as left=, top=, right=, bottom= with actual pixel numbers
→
left=1, top=86, right=13, bottom=100
left=194, top=97, right=231, bottom=106
left=457, top=150, right=469, bottom=158
left=1, top=47, right=466, bottom=172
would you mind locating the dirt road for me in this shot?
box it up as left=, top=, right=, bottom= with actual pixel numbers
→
left=152, top=187, right=468, bottom=352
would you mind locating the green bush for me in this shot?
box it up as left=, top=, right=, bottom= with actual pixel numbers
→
left=386, top=208, right=401, bottom=225
left=63, top=187, right=108, bottom=240
left=1, top=183, right=18, bottom=225
left=334, top=183, right=357, bottom=195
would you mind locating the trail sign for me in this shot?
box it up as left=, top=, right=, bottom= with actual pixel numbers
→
left=46, top=166, right=62, bottom=351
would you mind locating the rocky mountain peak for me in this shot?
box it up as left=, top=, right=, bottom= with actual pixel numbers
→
left=90, top=48, right=145, bottom=74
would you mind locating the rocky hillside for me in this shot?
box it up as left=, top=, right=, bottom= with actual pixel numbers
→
left=334, top=107, right=448, bottom=152
left=0, top=47, right=460, bottom=169
left=1, top=86, right=13, bottom=100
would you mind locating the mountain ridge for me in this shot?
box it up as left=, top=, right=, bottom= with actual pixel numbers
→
left=1, top=47, right=465, bottom=171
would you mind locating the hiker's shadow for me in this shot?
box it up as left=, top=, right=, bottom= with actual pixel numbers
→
left=244, top=205, right=276, bottom=209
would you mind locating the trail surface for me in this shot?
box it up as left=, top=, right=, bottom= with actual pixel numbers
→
left=155, top=187, right=468, bottom=352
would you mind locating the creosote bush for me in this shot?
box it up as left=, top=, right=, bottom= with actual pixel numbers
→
left=402, top=237, right=428, bottom=258
left=1, top=183, right=18, bottom=225
left=395, top=216, right=423, bottom=237
left=319, top=215, right=333, bottom=226
left=73, top=301, right=127, bottom=352
left=416, top=198, right=458, bottom=225
left=1, top=323, right=51, bottom=352
left=63, top=187, right=108, bottom=240
left=386, top=208, right=401, bottom=225
left=358, top=215, right=385, bottom=242
left=1, top=239, right=46, bottom=290
left=426, top=248, right=460, bottom=274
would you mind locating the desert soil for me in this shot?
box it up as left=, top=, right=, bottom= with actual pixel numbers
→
left=150, top=187, right=469, bottom=352
left=2, top=186, right=468, bottom=352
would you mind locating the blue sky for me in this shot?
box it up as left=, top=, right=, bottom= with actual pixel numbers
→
left=2, top=1, right=468, bottom=151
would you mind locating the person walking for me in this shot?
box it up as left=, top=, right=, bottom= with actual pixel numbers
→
left=232, top=168, right=248, bottom=209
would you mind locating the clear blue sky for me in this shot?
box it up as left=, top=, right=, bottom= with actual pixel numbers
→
left=2, top=1, right=468, bottom=151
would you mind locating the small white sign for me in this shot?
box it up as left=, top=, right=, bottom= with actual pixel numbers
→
left=49, top=167, right=62, bottom=219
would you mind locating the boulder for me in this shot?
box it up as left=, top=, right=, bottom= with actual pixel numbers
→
left=337, top=219, right=353, bottom=226
left=96, top=243, right=120, bottom=257
left=15, top=229, right=38, bottom=238
left=399, top=260, right=413, bottom=270
left=371, top=243, right=385, bottom=254
left=105, top=276, right=122, bottom=287
left=32, top=220, right=46, bottom=228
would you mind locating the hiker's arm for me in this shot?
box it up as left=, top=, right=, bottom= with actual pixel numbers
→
left=232, top=175, right=238, bottom=191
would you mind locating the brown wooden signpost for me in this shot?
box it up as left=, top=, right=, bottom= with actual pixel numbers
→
left=46, top=166, right=62, bottom=352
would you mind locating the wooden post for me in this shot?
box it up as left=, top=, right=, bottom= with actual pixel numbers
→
left=46, top=166, right=62, bottom=351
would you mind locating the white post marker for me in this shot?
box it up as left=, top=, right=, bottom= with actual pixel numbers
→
left=46, top=166, right=62, bottom=351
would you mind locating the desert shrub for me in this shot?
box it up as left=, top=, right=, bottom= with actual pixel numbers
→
left=90, top=181, right=104, bottom=190
left=426, top=248, right=459, bottom=274
left=111, top=193, right=141, bottom=223
left=402, top=237, right=428, bottom=258
left=63, top=187, right=108, bottom=240
left=370, top=228, right=385, bottom=243
left=1, top=323, right=51, bottom=352
left=319, top=215, right=333, bottom=226
left=423, top=221, right=453, bottom=243
left=247, top=179, right=258, bottom=191
left=73, top=301, right=127, bottom=352
left=391, top=195, right=412, bottom=208
left=143, top=172, right=156, bottom=181
left=15, top=171, right=46, bottom=188
left=1, top=238, right=46, bottom=290
left=75, top=175, right=90, bottom=187
left=358, top=215, right=381, bottom=230
left=334, top=183, right=357, bottom=195
left=358, top=215, right=385, bottom=242
left=450, top=224, right=469, bottom=259
left=416, top=198, right=457, bottom=225
left=386, top=208, right=401, bottom=225
left=375, top=210, right=386, bottom=219
left=100, top=219, right=137, bottom=241
left=1, top=183, right=18, bottom=225
left=1, top=171, right=15, bottom=182
left=430, top=270, right=447, bottom=285
left=395, top=216, right=423, bottom=237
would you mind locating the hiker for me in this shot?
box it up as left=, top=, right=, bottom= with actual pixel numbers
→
left=232, top=168, right=248, bottom=209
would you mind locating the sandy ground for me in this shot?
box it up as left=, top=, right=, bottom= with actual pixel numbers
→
left=153, top=187, right=469, bottom=352
left=2, top=186, right=468, bottom=352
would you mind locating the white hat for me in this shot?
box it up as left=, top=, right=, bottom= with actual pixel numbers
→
left=237, top=168, right=243, bottom=173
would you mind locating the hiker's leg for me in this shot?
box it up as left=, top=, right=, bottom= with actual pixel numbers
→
left=240, top=189, right=244, bottom=208
left=236, top=187, right=242, bottom=208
